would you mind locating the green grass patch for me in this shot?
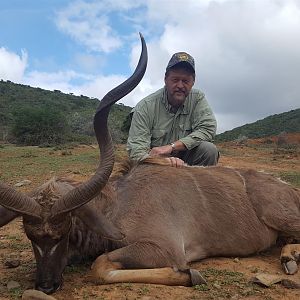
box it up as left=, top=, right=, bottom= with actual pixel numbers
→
left=202, top=268, right=245, bottom=285
left=278, top=171, right=300, bottom=188
left=6, top=234, right=23, bottom=241
left=138, top=285, right=150, bottom=295
left=193, top=268, right=263, bottom=299
left=65, top=263, right=89, bottom=274
left=0, top=145, right=99, bottom=182
left=9, top=287, right=23, bottom=300
left=8, top=241, right=31, bottom=251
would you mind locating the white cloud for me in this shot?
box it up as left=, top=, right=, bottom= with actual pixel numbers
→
left=54, top=0, right=144, bottom=53
left=56, top=2, right=114, bottom=53
left=23, top=70, right=87, bottom=93
left=21, top=68, right=154, bottom=109
left=127, top=0, right=300, bottom=131
left=2, top=0, right=299, bottom=134
left=0, top=48, right=28, bottom=81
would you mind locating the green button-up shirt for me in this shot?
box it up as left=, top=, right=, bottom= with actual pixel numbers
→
left=127, top=87, right=217, bottom=161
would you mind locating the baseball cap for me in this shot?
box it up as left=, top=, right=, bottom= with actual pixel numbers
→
left=166, top=52, right=195, bottom=72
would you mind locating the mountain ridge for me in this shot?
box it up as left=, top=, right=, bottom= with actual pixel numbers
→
left=1, top=80, right=299, bottom=144
left=216, top=108, right=300, bottom=142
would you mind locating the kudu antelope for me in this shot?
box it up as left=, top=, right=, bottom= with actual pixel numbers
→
left=1, top=34, right=300, bottom=295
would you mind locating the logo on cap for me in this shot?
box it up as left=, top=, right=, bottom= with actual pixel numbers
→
left=166, top=52, right=195, bottom=71
left=177, top=53, right=189, bottom=62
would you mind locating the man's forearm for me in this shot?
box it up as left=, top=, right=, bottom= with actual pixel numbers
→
left=170, top=140, right=187, bottom=152
left=149, top=141, right=187, bottom=157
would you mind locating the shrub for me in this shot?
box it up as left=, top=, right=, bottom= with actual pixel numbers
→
left=12, top=106, right=70, bottom=146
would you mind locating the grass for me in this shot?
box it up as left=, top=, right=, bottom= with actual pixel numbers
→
left=120, top=283, right=133, bottom=290
left=0, top=145, right=129, bottom=193
left=3, top=234, right=31, bottom=251
left=194, top=268, right=263, bottom=299
left=65, top=263, right=89, bottom=274
left=8, top=241, right=31, bottom=251
left=0, top=143, right=298, bottom=300
left=278, top=171, right=300, bottom=188
left=8, top=287, right=23, bottom=300
left=138, top=285, right=150, bottom=295
left=202, top=268, right=245, bottom=285
left=0, top=145, right=100, bottom=182
left=6, top=234, right=23, bottom=241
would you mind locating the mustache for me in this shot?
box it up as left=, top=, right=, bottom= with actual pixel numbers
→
left=174, top=89, right=185, bottom=93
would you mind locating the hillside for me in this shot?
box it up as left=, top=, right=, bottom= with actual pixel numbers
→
left=0, top=80, right=131, bottom=145
left=1, top=80, right=299, bottom=145
left=216, top=108, right=300, bottom=142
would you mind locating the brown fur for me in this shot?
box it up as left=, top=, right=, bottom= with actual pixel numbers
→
left=86, top=163, right=300, bottom=285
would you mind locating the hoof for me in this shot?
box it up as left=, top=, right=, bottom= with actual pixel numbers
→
left=189, top=269, right=207, bottom=285
left=282, top=260, right=298, bottom=275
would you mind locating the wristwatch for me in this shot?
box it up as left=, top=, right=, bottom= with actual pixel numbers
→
left=170, top=143, right=176, bottom=152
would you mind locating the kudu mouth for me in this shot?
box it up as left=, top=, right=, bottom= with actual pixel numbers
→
left=36, top=280, right=62, bottom=295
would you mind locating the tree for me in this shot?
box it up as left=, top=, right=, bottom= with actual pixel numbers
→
left=12, top=106, right=70, bottom=145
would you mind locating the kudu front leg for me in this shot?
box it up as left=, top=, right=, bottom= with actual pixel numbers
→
left=90, top=254, right=206, bottom=286
left=281, top=244, right=300, bottom=275
left=89, top=243, right=206, bottom=286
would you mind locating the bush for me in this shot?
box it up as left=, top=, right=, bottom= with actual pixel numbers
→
left=235, top=135, right=248, bottom=145
left=277, top=131, right=288, bottom=147
left=12, top=106, right=70, bottom=146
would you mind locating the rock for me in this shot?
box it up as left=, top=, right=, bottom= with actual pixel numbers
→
left=7, top=280, right=21, bottom=290
left=251, top=273, right=282, bottom=287
left=4, top=258, right=20, bottom=268
left=281, top=279, right=300, bottom=289
left=251, top=273, right=300, bottom=289
left=213, top=283, right=221, bottom=289
left=22, top=289, right=58, bottom=300
left=15, top=180, right=32, bottom=187
left=233, top=257, right=240, bottom=263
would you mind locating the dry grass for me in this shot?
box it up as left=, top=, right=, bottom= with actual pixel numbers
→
left=0, top=141, right=300, bottom=299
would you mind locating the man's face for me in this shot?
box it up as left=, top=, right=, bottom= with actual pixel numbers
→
left=165, top=68, right=195, bottom=108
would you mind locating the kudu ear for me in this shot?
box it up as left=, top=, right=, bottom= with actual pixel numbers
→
left=74, top=205, right=124, bottom=241
left=0, top=205, right=19, bottom=226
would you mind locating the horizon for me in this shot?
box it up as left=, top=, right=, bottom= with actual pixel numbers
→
left=1, top=0, right=300, bottom=133
left=2, top=78, right=298, bottom=135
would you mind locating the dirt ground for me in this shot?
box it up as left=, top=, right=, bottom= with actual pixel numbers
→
left=0, top=138, right=300, bottom=300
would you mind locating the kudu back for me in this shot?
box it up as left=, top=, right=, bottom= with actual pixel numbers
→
left=1, top=34, right=300, bottom=294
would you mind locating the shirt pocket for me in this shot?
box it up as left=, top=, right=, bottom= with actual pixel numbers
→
left=151, top=129, right=167, bottom=147
left=179, top=124, right=192, bottom=138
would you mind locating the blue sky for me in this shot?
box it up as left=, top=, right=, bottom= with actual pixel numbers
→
left=1, top=0, right=299, bottom=133
left=0, top=0, right=141, bottom=75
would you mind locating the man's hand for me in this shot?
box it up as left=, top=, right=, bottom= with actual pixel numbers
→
left=166, top=157, right=185, bottom=168
left=149, top=145, right=185, bottom=167
left=149, top=145, right=173, bottom=156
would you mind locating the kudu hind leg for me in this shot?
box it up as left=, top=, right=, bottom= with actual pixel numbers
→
left=89, top=242, right=206, bottom=286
